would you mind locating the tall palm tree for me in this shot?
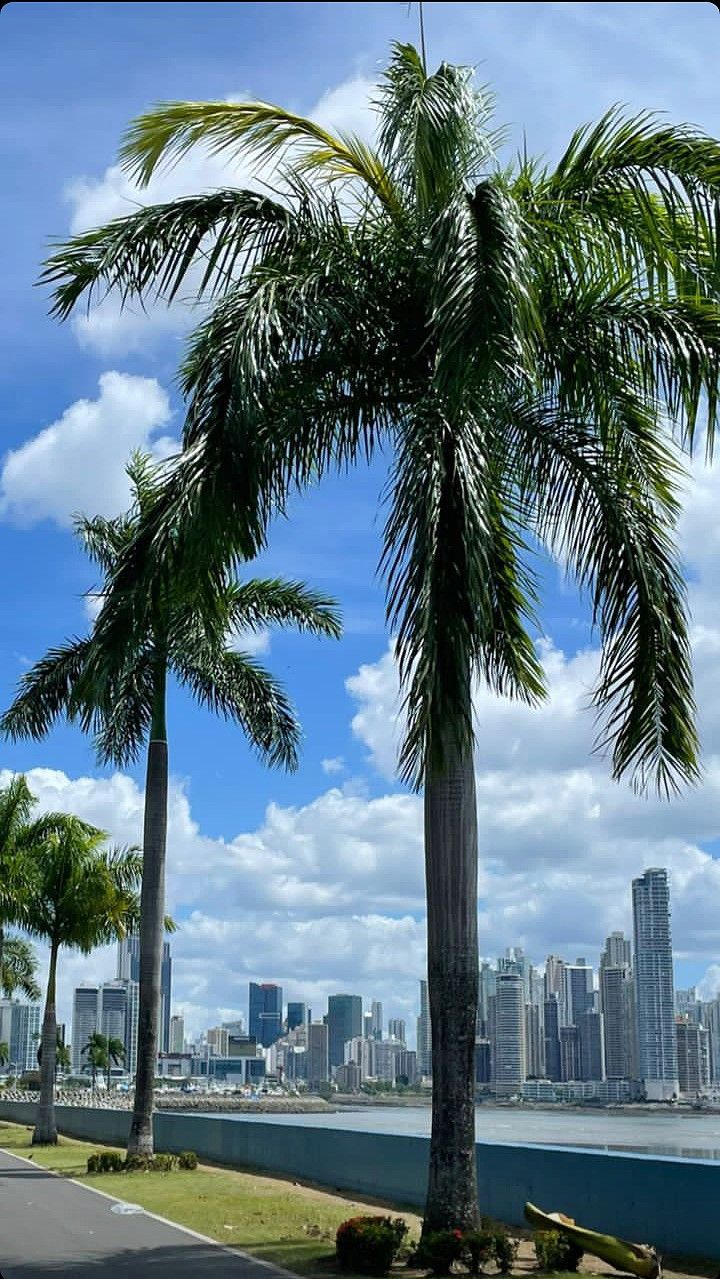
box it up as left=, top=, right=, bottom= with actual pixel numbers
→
left=1, top=451, right=341, bottom=1156
left=1, top=935, right=40, bottom=1002
left=22, top=815, right=141, bottom=1144
left=83, top=1031, right=109, bottom=1089
left=38, top=46, right=720, bottom=1227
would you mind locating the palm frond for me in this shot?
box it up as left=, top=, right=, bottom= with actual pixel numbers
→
left=0, top=639, right=92, bottom=742
left=221, top=578, right=342, bottom=640
left=173, top=647, right=301, bottom=771
left=41, top=189, right=297, bottom=320
left=119, top=99, right=399, bottom=210
left=1, top=935, right=41, bottom=1001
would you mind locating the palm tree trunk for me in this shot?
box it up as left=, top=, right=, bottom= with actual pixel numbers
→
left=422, top=688, right=480, bottom=1232
left=0, top=925, right=5, bottom=995
left=127, top=659, right=168, bottom=1157
left=33, top=940, right=59, bottom=1145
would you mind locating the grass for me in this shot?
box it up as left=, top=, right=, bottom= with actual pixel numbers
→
left=0, top=1120, right=421, bottom=1276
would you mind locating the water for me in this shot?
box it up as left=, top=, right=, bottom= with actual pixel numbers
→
left=193, top=1105, right=720, bottom=1160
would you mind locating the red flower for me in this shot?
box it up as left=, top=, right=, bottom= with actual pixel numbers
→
left=453, top=1230, right=463, bottom=1239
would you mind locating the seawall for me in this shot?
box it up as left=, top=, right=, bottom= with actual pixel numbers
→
left=1, top=1100, right=717, bottom=1258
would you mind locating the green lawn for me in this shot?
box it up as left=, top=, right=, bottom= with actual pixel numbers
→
left=0, top=1120, right=421, bottom=1276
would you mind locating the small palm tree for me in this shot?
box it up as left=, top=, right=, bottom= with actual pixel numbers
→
left=38, top=45, right=720, bottom=1227
left=1, top=451, right=341, bottom=1155
left=22, top=815, right=141, bottom=1144
left=0, top=1041, right=8, bottom=1070
left=83, top=1031, right=109, bottom=1089
left=1, top=935, right=40, bottom=1002
left=55, top=1042, right=72, bottom=1077
left=105, top=1036, right=126, bottom=1090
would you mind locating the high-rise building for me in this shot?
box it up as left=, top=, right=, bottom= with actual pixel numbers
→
left=117, top=935, right=172, bottom=1053
left=544, top=956, right=565, bottom=1002
left=370, top=1001, right=383, bottom=1042
left=124, top=981, right=139, bottom=1077
left=632, top=868, right=678, bottom=1100
left=563, top=960, right=594, bottom=1026
left=287, top=1002, right=307, bottom=1033
left=207, top=1026, right=230, bottom=1056
left=169, top=1015, right=185, bottom=1054
left=72, top=985, right=100, bottom=1073
left=675, top=988, right=701, bottom=1022
left=559, top=1025, right=581, bottom=1082
left=388, top=1018, right=406, bottom=1045
left=100, top=981, right=128, bottom=1076
left=524, top=1003, right=544, bottom=1078
left=676, top=1017, right=711, bottom=1095
left=417, top=980, right=431, bottom=1077
left=493, top=972, right=525, bottom=1096
left=249, top=983, right=283, bottom=1048
left=602, top=932, right=632, bottom=969
left=4, top=1001, right=42, bottom=1073
left=327, top=994, right=363, bottom=1070
left=701, top=997, right=720, bottom=1083
left=396, top=1049, right=418, bottom=1084
left=477, top=963, right=496, bottom=1037
left=363, top=1011, right=373, bottom=1038
left=307, top=1022, right=329, bottom=1090
left=543, top=995, right=561, bottom=1081
left=600, top=960, right=636, bottom=1080
left=577, top=1010, right=605, bottom=1081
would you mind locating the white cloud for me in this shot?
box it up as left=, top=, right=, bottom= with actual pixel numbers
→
left=322, top=756, right=346, bottom=775
left=0, top=372, right=177, bottom=527
left=62, top=76, right=376, bottom=356
left=227, top=627, right=271, bottom=657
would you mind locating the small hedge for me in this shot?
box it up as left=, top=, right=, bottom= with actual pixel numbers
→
left=87, top=1150, right=197, bottom=1175
left=414, top=1225, right=516, bottom=1276
left=336, top=1215, right=408, bottom=1276
left=533, top=1230, right=584, bottom=1272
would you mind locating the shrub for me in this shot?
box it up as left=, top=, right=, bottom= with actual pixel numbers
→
left=533, top=1230, right=583, bottom=1272
left=86, top=1153, right=100, bottom=1174
left=150, top=1153, right=177, bottom=1172
left=492, top=1231, right=518, bottom=1275
left=178, top=1150, right=198, bottom=1170
left=463, top=1229, right=495, bottom=1274
left=336, top=1215, right=408, bottom=1276
left=414, top=1230, right=465, bottom=1276
left=124, top=1153, right=151, bottom=1173
left=98, top=1151, right=125, bottom=1173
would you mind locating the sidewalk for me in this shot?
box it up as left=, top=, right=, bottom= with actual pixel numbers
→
left=0, top=1147, right=291, bottom=1277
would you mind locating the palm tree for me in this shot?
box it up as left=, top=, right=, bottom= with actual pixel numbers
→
left=1, top=451, right=341, bottom=1156
left=1, top=935, right=40, bottom=1002
left=83, top=1031, right=109, bottom=1089
left=22, top=815, right=141, bottom=1144
left=0, top=1041, right=8, bottom=1070
left=105, top=1036, right=126, bottom=1090
left=0, top=776, right=45, bottom=981
left=36, top=1029, right=72, bottom=1082
left=38, top=45, right=720, bottom=1227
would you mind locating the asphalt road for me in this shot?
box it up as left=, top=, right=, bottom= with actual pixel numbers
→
left=0, top=1147, right=288, bottom=1277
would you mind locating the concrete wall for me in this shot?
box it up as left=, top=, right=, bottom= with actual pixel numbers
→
left=1, top=1100, right=717, bottom=1258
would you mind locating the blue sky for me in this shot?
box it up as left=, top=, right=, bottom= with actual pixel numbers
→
left=1, top=1, right=720, bottom=1040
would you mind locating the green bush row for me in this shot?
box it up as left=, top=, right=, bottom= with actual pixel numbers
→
left=413, top=1226, right=518, bottom=1276
left=86, top=1149, right=198, bottom=1174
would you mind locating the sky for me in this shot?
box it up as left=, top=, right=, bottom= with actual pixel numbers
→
left=1, top=0, right=720, bottom=1046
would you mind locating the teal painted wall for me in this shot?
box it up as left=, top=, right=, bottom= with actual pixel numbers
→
left=1, top=1101, right=717, bottom=1258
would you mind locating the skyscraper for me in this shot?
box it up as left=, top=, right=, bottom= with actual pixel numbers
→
left=100, top=981, right=128, bottom=1048
left=249, top=983, right=283, bottom=1047
left=562, top=960, right=594, bottom=1026
left=600, top=933, right=636, bottom=1080
left=388, top=1018, right=406, bottom=1044
left=117, top=935, right=172, bottom=1053
left=559, top=1024, right=581, bottom=1082
left=287, top=1002, right=307, bottom=1032
left=416, top=979, right=431, bottom=1077
left=493, top=972, right=525, bottom=1096
left=543, top=995, right=561, bottom=1081
left=169, top=1015, right=185, bottom=1053
left=544, top=956, right=565, bottom=1002
left=327, top=994, right=363, bottom=1069
left=370, top=1001, right=383, bottom=1041
left=307, top=1021, right=329, bottom=1089
left=5, top=1001, right=42, bottom=1073
left=676, top=1017, right=710, bottom=1095
left=72, top=985, right=100, bottom=1073
left=632, top=868, right=679, bottom=1100
left=577, top=1010, right=605, bottom=1081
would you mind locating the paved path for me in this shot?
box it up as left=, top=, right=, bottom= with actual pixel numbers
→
left=0, top=1147, right=289, bottom=1277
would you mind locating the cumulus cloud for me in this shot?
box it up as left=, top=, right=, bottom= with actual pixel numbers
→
left=0, top=372, right=177, bottom=527
left=322, top=756, right=346, bottom=775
